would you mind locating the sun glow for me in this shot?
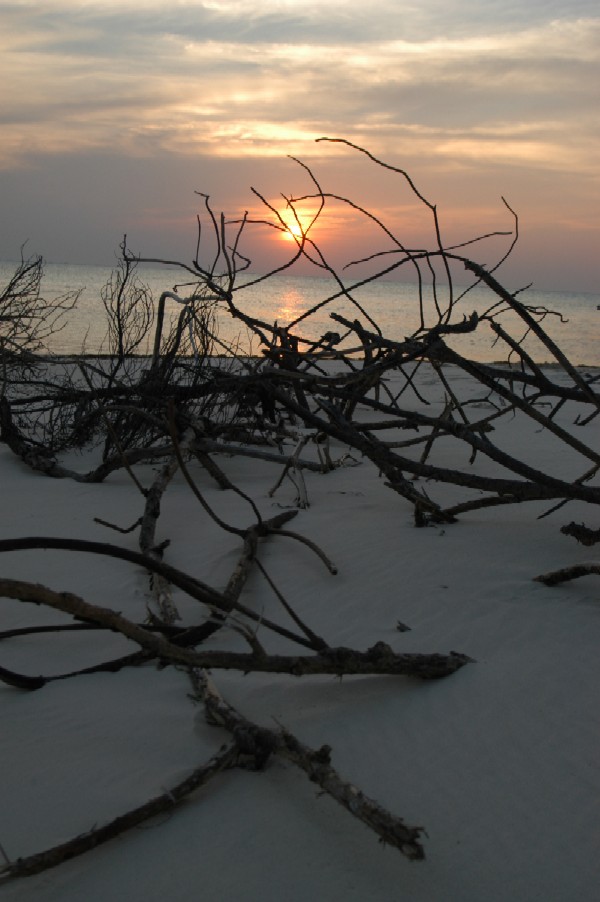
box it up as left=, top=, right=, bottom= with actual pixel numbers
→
left=282, top=220, right=304, bottom=241
left=278, top=208, right=318, bottom=243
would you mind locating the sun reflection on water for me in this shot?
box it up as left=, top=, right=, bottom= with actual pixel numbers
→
left=275, top=288, right=304, bottom=323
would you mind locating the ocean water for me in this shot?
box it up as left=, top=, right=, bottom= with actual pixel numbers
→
left=1, top=260, right=598, bottom=366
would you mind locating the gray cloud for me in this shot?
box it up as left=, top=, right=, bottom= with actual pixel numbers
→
left=5, top=1, right=599, bottom=52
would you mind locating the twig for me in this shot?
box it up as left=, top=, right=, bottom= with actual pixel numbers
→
left=0, top=743, right=239, bottom=883
left=272, top=528, right=338, bottom=575
left=534, top=563, right=600, bottom=586
left=254, top=558, right=329, bottom=650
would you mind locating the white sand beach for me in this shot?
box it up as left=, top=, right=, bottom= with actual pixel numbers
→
left=0, top=363, right=599, bottom=902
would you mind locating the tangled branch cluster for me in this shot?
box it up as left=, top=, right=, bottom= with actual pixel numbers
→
left=0, top=141, right=598, bottom=880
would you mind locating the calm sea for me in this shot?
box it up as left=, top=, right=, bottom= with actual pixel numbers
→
left=1, top=260, right=598, bottom=366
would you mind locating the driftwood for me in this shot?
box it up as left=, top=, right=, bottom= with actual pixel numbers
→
left=3, top=143, right=599, bottom=521
left=0, top=579, right=471, bottom=687
left=0, top=536, right=320, bottom=650
left=190, top=668, right=426, bottom=860
left=0, top=574, right=463, bottom=871
left=0, top=742, right=239, bottom=883
left=560, top=522, right=600, bottom=547
left=1, top=142, right=598, bottom=881
left=534, top=563, right=600, bottom=586
left=138, top=449, right=182, bottom=623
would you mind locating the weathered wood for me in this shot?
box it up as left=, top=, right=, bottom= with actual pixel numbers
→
left=0, top=743, right=239, bottom=883
left=190, top=668, right=426, bottom=860
left=561, top=522, right=600, bottom=547
left=138, top=451, right=181, bottom=623
left=0, top=538, right=316, bottom=649
left=534, top=563, right=600, bottom=586
left=0, top=579, right=471, bottom=686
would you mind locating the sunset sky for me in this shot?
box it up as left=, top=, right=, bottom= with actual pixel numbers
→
left=1, top=0, right=598, bottom=292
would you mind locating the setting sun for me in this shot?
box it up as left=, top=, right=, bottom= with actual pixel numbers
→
left=281, top=219, right=305, bottom=241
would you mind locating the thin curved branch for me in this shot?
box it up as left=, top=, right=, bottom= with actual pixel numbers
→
left=0, top=539, right=316, bottom=650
